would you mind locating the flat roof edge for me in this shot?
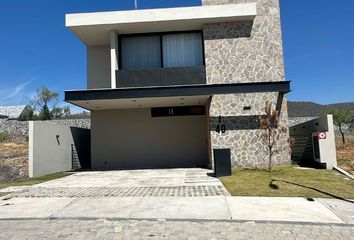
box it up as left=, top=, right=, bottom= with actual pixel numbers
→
left=65, top=81, right=291, bottom=102
left=65, top=3, right=257, bottom=27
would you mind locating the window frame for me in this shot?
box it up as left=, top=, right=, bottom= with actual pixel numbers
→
left=118, top=30, right=205, bottom=70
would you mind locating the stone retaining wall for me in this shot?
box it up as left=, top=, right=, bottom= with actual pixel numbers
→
left=288, top=117, right=318, bottom=127
left=0, top=118, right=90, bottom=141
left=288, top=117, right=353, bottom=136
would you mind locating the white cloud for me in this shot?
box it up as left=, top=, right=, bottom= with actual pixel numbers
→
left=0, top=75, right=39, bottom=105
left=1, top=81, right=31, bottom=100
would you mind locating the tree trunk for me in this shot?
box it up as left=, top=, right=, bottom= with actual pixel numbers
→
left=339, top=125, right=346, bottom=144
left=267, top=128, right=272, bottom=173
left=268, top=147, right=272, bottom=173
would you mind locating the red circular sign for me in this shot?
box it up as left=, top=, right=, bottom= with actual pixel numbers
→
left=318, top=132, right=326, bottom=139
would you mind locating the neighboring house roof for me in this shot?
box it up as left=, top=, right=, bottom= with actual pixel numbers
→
left=0, top=105, right=27, bottom=119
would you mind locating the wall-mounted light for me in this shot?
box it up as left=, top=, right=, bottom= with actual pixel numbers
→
left=243, top=106, right=251, bottom=111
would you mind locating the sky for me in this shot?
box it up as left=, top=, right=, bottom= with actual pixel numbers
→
left=0, top=0, right=353, bottom=112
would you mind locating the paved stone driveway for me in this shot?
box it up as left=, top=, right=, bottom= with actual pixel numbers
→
left=0, top=219, right=353, bottom=240
left=8, top=168, right=230, bottom=198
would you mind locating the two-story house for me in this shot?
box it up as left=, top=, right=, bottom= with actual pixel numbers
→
left=65, top=0, right=291, bottom=170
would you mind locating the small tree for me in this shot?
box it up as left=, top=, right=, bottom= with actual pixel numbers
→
left=327, top=109, right=354, bottom=144
left=258, top=101, right=290, bottom=173
left=51, top=106, right=71, bottom=119
left=18, top=105, right=36, bottom=121
left=31, top=86, right=71, bottom=120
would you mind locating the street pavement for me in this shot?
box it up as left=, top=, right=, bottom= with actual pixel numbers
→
left=0, top=219, right=353, bottom=240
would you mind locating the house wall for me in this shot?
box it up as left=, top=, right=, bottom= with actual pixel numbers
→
left=202, top=0, right=290, bottom=167
left=87, top=46, right=111, bottom=89
left=91, top=109, right=208, bottom=169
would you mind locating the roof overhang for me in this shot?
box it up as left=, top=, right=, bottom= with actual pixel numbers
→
left=65, top=81, right=290, bottom=111
left=65, top=3, right=257, bottom=46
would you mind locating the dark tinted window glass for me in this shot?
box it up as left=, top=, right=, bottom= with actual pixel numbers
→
left=151, top=106, right=205, bottom=117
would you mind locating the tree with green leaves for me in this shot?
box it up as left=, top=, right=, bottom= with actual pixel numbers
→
left=26, top=86, right=71, bottom=120
left=327, top=109, right=354, bottom=144
left=18, top=105, right=36, bottom=121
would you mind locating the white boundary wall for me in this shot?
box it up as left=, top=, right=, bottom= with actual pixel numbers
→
left=29, top=121, right=90, bottom=178
left=290, top=115, right=337, bottom=169
left=316, top=115, right=337, bottom=169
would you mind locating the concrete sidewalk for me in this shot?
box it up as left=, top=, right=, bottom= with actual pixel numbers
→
left=1, top=196, right=353, bottom=224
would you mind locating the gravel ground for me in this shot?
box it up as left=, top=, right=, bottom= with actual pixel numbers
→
left=0, top=142, right=28, bottom=181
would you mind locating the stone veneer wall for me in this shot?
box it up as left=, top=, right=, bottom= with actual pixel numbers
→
left=203, top=0, right=290, bottom=167
left=288, top=117, right=318, bottom=127
left=0, top=118, right=90, bottom=141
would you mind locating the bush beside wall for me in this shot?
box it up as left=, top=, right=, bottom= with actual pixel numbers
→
left=0, top=131, right=9, bottom=142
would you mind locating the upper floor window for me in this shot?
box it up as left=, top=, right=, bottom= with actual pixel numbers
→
left=120, top=32, right=204, bottom=70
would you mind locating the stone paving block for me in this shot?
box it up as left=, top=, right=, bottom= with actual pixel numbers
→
left=9, top=185, right=230, bottom=198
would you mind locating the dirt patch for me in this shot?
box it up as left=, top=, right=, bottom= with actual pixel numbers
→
left=0, top=142, right=28, bottom=159
left=0, top=141, right=28, bottom=181
left=336, top=136, right=354, bottom=174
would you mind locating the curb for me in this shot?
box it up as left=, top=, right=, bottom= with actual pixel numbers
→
left=333, top=166, right=354, bottom=180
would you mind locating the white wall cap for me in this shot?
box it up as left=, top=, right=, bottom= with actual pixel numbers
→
left=65, top=3, right=257, bottom=45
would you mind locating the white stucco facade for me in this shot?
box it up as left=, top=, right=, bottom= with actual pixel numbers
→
left=66, top=3, right=257, bottom=45
left=87, top=46, right=111, bottom=89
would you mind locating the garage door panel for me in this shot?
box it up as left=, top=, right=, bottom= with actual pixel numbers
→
left=91, top=108, right=208, bottom=169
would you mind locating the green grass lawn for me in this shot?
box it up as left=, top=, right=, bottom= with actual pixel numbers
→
left=0, top=172, right=71, bottom=191
left=220, top=166, right=354, bottom=199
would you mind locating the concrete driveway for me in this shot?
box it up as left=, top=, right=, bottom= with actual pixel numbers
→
left=0, top=168, right=352, bottom=224
left=37, top=168, right=225, bottom=188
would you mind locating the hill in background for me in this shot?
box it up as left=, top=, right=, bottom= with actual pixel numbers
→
left=288, top=101, right=354, bottom=117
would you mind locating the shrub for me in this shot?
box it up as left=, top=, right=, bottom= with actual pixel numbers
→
left=0, top=131, right=9, bottom=142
